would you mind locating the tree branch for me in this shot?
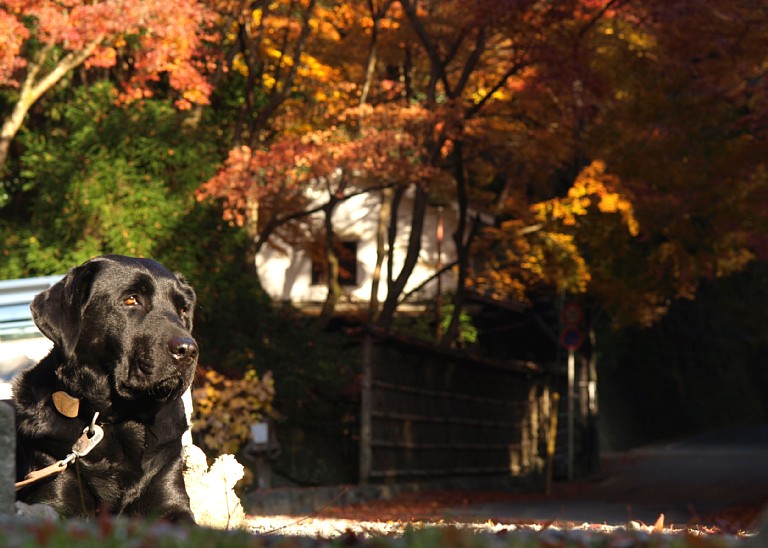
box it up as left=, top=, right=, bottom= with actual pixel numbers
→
left=578, top=0, right=628, bottom=39
left=464, top=60, right=526, bottom=120
left=254, top=182, right=394, bottom=254
left=453, top=27, right=487, bottom=98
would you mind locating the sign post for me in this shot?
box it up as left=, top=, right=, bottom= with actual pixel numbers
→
left=567, top=348, right=575, bottom=481
left=560, top=302, right=584, bottom=482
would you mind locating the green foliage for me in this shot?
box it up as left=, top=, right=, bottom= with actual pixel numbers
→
left=0, top=516, right=747, bottom=546
left=441, top=303, right=479, bottom=348
left=391, top=300, right=479, bottom=348
left=0, top=82, right=218, bottom=277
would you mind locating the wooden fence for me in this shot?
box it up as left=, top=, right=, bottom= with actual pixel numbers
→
left=358, top=331, right=561, bottom=484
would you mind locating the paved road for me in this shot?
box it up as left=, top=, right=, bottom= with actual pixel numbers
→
left=445, top=424, right=768, bottom=527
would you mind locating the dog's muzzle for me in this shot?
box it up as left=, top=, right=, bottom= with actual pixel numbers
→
left=168, top=336, right=198, bottom=363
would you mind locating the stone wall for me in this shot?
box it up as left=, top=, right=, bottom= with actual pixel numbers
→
left=0, top=401, right=14, bottom=514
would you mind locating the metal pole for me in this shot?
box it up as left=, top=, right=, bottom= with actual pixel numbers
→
left=567, top=348, right=575, bottom=482
left=435, top=206, right=444, bottom=340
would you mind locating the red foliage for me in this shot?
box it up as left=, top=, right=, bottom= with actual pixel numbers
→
left=0, top=0, right=216, bottom=108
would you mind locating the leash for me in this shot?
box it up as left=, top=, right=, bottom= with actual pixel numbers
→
left=15, top=412, right=104, bottom=491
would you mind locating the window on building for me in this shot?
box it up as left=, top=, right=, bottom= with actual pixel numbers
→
left=311, top=240, right=358, bottom=286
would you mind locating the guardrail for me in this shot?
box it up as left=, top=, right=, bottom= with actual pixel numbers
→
left=0, top=275, right=61, bottom=399
left=0, top=275, right=62, bottom=341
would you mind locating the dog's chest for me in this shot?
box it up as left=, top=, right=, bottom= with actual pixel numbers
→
left=109, top=422, right=150, bottom=462
left=100, top=419, right=180, bottom=467
left=76, top=420, right=180, bottom=509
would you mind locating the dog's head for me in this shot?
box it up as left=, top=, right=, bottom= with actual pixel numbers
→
left=31, top=255, right=198, bottom=403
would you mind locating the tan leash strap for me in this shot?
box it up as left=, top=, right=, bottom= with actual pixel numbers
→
left=15, top=457, right=72, bottom=490
left=15, top=413, right=104, bottom=491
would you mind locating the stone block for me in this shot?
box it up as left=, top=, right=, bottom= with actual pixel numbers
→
left=0, top=400, right=14, bottom=514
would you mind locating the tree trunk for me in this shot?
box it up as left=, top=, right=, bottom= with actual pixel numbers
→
left=368, top=187, right=392, bottom=322
left=318, top=198, right=342, bottom=326
left=361, top=1, right=394, bottom=321
left=0, top=39, right=101, bottom=174
left=441, top=142, right=469, bottom=347
left=359, top=9, right=379, bottom=106
left=376, top=183, right=428, bottom=328
left=0, top=99, right=28, bottom=173
left=243, top=194, right=262, bottom=278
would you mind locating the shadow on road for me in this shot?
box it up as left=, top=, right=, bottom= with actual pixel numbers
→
left=440, top=424, right=768, bottom=528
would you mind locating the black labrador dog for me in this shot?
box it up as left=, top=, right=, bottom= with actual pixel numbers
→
left=14, top=255, right=198, bottom=520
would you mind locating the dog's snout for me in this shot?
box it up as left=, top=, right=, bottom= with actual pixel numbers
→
left=168, top=336, right=198, bottom=362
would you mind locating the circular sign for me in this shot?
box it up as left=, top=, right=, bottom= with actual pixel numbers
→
left=560, top=327, right=584, bottom=350
left=561, top=302, right=584, bottom=326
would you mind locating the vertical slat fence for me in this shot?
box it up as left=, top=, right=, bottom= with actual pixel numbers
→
left=359, top=330, right=559, bottom=484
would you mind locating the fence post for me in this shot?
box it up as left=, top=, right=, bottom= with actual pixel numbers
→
left=359, top=332, right=373, bottom=484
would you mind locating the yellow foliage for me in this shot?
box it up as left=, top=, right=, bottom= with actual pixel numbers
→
left=297, top=52, right=338, bottom=83
left=252, top=8, right=263, bottom=27
left=536, top=160, right=639, bottom=237
left=192, top=368, right=277, bottom=456
left=471, top=86, right=511, bottom=104
left=471, top=161, right=640, bottom=303
left=231, top=52, right=248, bottom=77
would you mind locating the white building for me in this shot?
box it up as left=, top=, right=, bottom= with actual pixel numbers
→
left=255, top=187, right=459, bottom=313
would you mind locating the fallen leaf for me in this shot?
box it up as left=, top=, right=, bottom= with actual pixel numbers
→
left=653, top=513, right=665, bottom=533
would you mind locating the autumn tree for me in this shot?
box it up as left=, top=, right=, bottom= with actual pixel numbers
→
left=0, top=0, right=215, bottom=173
left=470, top=0, right=768, bottom=327
left=198, top=0, right=638, bottom=337
left=365, top=0, right=640, bottom=339
left=197, top=103, right=429, bottom=322
left=198, top=1, right=412, bottom=314
left=199, top=0, right=768, bottom=341
left=595, top=0, right=768, bottom=325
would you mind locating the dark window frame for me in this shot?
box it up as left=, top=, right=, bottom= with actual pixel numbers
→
left=310, top=240, right=358, bottom=287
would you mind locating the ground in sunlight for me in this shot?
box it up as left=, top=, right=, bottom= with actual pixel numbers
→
left=245, top=488, right=767, bottom=545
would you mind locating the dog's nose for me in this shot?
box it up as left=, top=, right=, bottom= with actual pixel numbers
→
left=168, top=337, right=198, bottom=362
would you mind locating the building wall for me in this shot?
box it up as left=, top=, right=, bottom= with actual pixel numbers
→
left=255, top=188, right=458, bottom=307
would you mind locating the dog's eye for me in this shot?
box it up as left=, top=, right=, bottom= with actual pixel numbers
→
left=123, top=295, right=140, bottom=306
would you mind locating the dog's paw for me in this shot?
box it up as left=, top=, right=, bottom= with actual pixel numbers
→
left=162, top=508, right=196, bottom=523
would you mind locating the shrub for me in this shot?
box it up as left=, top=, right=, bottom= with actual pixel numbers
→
left=191, top=369, right=276, bottom=456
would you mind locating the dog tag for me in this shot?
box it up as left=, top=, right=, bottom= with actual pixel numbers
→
left=72, top=424, right=104, bottom=458
left=52, top=391, right=80, bottom=418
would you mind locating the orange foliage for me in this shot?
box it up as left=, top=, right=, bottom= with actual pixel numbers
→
left=0, top=0, right=215, bottom=108
left=197, top=103, right=433, bottom=249
left=534, top=161, right=639, bottom=237
left=199, top=0, right=768, bottom=327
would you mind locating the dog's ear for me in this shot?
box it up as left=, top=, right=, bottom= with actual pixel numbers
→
left=174, top=272, right=196, bottom=328
left=31, top=259, right=102, bottom=357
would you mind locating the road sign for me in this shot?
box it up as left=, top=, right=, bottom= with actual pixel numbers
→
left=560, top=327, right=584, bottom=350
left=561, top=302, right=583, bottom=326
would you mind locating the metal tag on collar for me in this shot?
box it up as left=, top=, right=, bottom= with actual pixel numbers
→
left=72, top=414, right=104, bottom=458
